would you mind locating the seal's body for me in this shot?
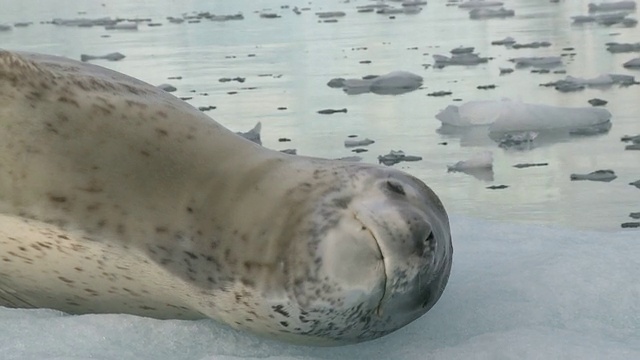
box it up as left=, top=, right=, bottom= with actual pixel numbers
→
left=0, top=50, right=452, bottom=345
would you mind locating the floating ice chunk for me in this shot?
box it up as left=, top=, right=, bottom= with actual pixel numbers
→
left=378, top=150, right=422, bottom=166
left=544, top=74, right=636, bottom=91
left=316, top=11, right=346, bottom=18
left=606, top=42, right=640, bottom=53
left=588, top=1, right=636, bottom=12
left=623, top=57, right=640, bottom=68
left=402, top=1, right=428, bottom=6
left=377, top=7, right=422, bottom=14
left=469, top=7, right=515, bottom=19
left=80, top=52, right=126, bottom=62
left=156, top=83, right=177, bottom=92
left=458, top=0, right=504, bottom=9
left=105, top=22, right=138, bottom=30
left=435, top=99, right=612, bottom=133
left=570, top=170, right=617, bottom=182
left=52, top=17, right=117, bottom=27
left=597, top=13, right=637, bottom=26
left=344, top=138, right=375, bottom=147
left=356, top=3, right=391, bottom=10
left=621, top=134, right=640, bottom=143
left=167, top=17, right=184, bottom=24
left=512, top=41, right=552, bottom=49
left=448, top=151, right=493, bottom=171
left=339, top=71, right=423, bottom=95
left=492, top=36, right=516, bottom=45
left=510, top=56, right=563, bottom=68
left=450, top=46, right=475, bottom=54
left=571, top=14, right=598, bottom=23
left=236, top=122, right=261, bottom=145
left=447, top=152, right=494, bottom=181
left=433, top=53, right=489, bottom=66
left=498, top=131, right=538, bottom=150
left=370, top=71, right=423, bottom=92
left=436, top=101, right=506, bottom=126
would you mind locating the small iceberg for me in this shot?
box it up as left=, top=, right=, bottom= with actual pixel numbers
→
left=623, top=57, right=640, bottom=68
left=570, top=170, right=617, bottom=182
left=541, top=74, right=636, bottom=92
left=510, top=56, right=563, bottom=68
left=80, top=52, right=125, bottom=62
left=588, top=1, right=636, bottom=12
left=378, top=150, right=422, bottom=166
left=433, top=53, right=489, bottom=67
left=52, top=17, right=117, bottom=27
left=377, top=7, right=422, bottom=15
left=492, top=36, right=516, bottom=45
left=458, top=0, right=504, bottom=8
left=498, top=132, right=538, bottom=150
left=105, top=22, right=138, bottom=30
left=469, top=7, right=515, bottom=19
left=315, top=11, right=346, bottom=18
left=344, top=138, right=375, bottom=148
left=236, top=122, right=261, bottom=145
left=435, top=99, right=612, bottom=133
left=572, top=12, right=637, bottom=26
left=156, top=83, right=177, bottom=92
left=331, top=71, right=423, bottom=95
left=447, top=151, right=495, bottom=181
left=448, top=151, right=494, bottom=171
left=606, top=42, right=640, bottom=53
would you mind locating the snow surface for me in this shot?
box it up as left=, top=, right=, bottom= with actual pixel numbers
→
left=2, top=216, right=639, bottom=360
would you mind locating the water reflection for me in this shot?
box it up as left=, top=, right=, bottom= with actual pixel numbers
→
left=0, top=0, right=638, bottom=230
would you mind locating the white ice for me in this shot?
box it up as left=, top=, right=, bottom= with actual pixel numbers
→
left=435, top=99, right=612, bottom=132
left=2, top=216, right=639, bottom=360
left=342, top=71, right=423, bottom=95
left=447, top=151, right=493, bottom=172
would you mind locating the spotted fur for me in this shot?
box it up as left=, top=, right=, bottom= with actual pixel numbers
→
left=0, top=50, right=452, bottom=345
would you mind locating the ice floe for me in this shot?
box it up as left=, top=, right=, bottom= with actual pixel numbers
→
left=435, top=99, right=612, bottom=133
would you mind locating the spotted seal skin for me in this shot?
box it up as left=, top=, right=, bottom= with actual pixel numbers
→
left=0, top=50, right=453, bottom=346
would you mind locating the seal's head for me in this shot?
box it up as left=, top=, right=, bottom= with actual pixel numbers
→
left=282, top=165, right=453, bottom=345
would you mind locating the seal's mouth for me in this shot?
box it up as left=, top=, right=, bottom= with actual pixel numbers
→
left=353, top=212, right=387, bottom=317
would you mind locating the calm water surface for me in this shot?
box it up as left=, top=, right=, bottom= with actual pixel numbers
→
left=1, top=0, right=639, bottom=231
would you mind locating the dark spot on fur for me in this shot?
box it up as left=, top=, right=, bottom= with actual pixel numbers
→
left=184, top=251, right=198, bottom=260
left=49, top=195, right=67, bottom=203
left=272, top=305, right=290, bottom=317
left=58, top=96, right=80, bottom=107
left=280, top=321, right=289, bottom=327
left=58, top=276, right=74, bottom=284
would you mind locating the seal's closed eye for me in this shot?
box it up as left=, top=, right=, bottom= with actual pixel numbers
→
left=386, top=180, right=406, bottom=196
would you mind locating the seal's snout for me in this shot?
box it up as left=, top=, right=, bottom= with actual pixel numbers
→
left=350, top=175, right=452, bottom=331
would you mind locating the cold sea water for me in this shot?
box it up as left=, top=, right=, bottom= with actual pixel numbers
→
left=0, top=0, right=638, bottom=232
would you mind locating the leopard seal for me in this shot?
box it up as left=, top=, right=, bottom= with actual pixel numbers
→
left=0, top=49, right=453, bottom=346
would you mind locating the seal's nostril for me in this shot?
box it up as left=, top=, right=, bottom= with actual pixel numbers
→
left=421, top=289, right=432, bottom=308
left=386, top=180, right=406, bottom=196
